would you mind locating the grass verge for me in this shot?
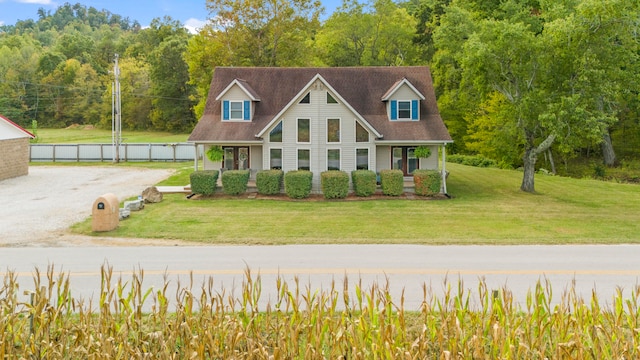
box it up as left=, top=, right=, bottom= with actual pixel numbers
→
left=33, top=127, right=190, bottom=143
left=71, top=163, right=640, bottom=244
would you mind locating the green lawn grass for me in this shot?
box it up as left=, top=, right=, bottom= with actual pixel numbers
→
left=71, top=163, right=640, bottom=244
left=34, top=127, right=190, bottom=143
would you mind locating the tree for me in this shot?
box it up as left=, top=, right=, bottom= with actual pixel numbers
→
left=315, top=0, right=418, bottom=66
left=430, top=4, right=478, bottom=154
left=434, top=0, right=638, bottom=192
left=409, top=0, right=452, bottom=62
left=0, top=35, right=41, bottom=126
left=185, top=29, right=232, bottom=119
left=148, top=36, right=196, bottom=132
left=204, top=0, right=322, bottom=66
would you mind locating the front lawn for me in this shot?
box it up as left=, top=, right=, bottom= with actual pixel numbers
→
left=71, top=163, right=640, bottom=244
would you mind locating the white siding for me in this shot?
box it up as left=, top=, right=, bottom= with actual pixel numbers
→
left=419, top=145, right=439, bottom=170
left=376, top=146, right=391, bottom=171
left=249, top=145, right=263, bottom=176
left=262, top=80, right=375, bottom=191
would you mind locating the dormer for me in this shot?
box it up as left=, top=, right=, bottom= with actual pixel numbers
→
left=381, top=78, right=425, bottom=121
left=215, top=79, right=261, bottom=121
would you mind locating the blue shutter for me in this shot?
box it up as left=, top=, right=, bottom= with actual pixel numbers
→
left=390, top=100, right=397, bottom=120
left=243, top=100, right=250, bottom=120
left=411, top=100, right=419, bottom=120
left=223, top=100, right=230, bottom=120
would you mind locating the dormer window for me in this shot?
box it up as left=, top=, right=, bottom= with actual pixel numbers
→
left=390, top=100, right=419, bottom=121
left=230, top=101, right=243, bottom=119
left=223, top=100, right=251, bottom=121
left=398, top=101, right=411, bottom=119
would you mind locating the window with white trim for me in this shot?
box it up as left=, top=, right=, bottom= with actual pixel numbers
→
left=270, top=148, right=282, bottom=170
left=390, top=99, right=419, bottom=121
left=270, top=121, right=282, bottom=142
left=223, top=100, right=250, bottom=121
left=298, top=149, right=310, bottom=170
left=298, top=118, right=310, bottom=143
left=356, top=148, right=369, bottom=170
left=327, top=149, right=340, bottom=170
left=230, top=101, right=243, bottom=119
left=398, top=101, right=411, bottom=119
left=356, top=122, right=369, bottom=142
left=327, top=118, right=340, bottom=143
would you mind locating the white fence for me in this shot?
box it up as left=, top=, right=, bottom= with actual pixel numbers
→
left=30, top=143, right=200, bottom=162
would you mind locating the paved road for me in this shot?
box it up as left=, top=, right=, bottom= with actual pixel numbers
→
left=2, top=244, right=639, bottom=310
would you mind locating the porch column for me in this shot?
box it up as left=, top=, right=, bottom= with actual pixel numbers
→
left=441, top=143, right=447, bottom=194
left=193, top=143, right=199, bottom=171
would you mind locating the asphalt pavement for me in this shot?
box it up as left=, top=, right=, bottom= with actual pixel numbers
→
left=2, top=244, right=639, bottom=311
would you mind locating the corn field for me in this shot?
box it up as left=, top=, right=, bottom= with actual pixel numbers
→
left=1, top=266, right=640, bottom=359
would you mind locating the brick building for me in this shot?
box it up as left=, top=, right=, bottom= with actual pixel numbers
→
left=0, top=114, right=35, bottom=181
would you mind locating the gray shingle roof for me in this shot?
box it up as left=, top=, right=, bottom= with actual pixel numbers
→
left=188, top=66, right=452, bottom=143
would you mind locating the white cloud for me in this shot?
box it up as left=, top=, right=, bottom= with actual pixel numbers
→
left=184, top=18, right=206, bottom=34
left=0, top=20, right=4, bottom=26
left=16, top=0, right=54, bottom=4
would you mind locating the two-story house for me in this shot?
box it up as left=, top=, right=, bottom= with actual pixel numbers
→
left=188, top=67, right=453, bottom=193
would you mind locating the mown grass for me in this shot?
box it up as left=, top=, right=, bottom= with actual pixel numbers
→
left=34, top=127, right=190, bottom=144
left=2, top=266, right=639, bottom=358
left=71, top=163, right=640, bottom=244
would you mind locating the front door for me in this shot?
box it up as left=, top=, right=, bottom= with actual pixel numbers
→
left=223, top=147, right=249, bottom=170
left=392, top=147, right=418, bottom=176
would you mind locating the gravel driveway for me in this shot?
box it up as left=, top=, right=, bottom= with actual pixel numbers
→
left=0, top=166, right=180, bottom=247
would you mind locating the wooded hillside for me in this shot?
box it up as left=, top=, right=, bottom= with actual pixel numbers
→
left=1, top=0, right=638, bottom=182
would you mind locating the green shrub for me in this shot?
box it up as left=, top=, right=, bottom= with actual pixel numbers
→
left=221, top=170, right=250, bottom=195
left=380, top=169, right=404, bottom=196
left=414, top=146, right=432, bottom=159
left=448, top=154, right=497, bottom=168
left=256, top=170, right=283, bottom=195
left=189, top=170, right=219, bottom=195
left=351, top=170, right=377, bottom=197
left=413, top=169, right=441, bottom=196
left=321, top=171, right=349, bottom=199
left=284, top=171, right=313, bottom=199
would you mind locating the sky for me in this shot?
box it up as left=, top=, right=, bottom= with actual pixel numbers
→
left=0, top=0, right=342, bottom=33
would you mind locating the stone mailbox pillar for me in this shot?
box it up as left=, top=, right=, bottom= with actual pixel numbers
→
left=92, top=193, right=119, bottom=232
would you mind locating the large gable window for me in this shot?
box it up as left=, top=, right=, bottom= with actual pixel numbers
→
left=270, top=148, right=282, bottom=170
left=390, top=100, right=419, bottom=121
left=298, top=149, right=310, bottom=170
left=356, top=148, right=369, bottom=170
left=327, top=149, right=340, bottom=170
left=223, top=100, right=250, bottom=121
left=327, top=118, right=340, bottom=143
left=326, top=92, right=338, bottom=104
left=356, top=122, right=369, bottom=142
left=298, top=118, right=310, bottom=143
left=270, top=121, right=282, bottom=142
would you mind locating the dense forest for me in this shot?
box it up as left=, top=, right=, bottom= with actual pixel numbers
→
left=1, top=0, right=639, bottom=178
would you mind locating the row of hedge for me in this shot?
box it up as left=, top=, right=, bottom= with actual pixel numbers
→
left=190, top=169, right=442, bottom=199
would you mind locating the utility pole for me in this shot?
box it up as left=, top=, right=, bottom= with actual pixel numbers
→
left=112, top=54, right=122, bottom=163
